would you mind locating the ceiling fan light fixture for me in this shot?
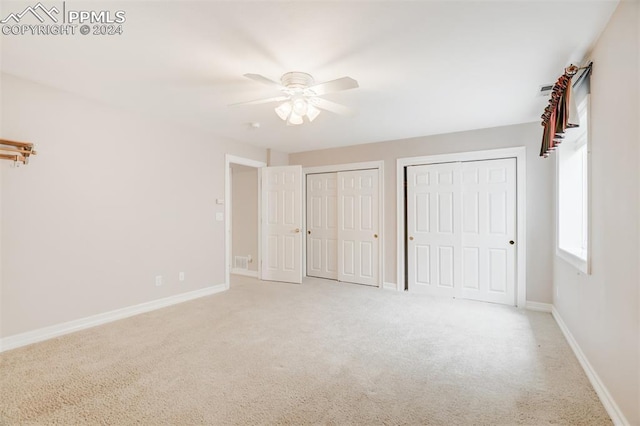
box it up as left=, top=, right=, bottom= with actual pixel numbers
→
left=275, top=98, right=320, bottom=125
left=287, top=112, right=304, bottom=126
left=275, top=102, right=292, bottom=121
left=306, top=105, right=321, bottom=122
left=292, top=97, right=308, bottom=116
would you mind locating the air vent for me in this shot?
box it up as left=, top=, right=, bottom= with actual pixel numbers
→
left=234, top=256, right=248, bottom=270
left=539, top=84, right=554, bottom=97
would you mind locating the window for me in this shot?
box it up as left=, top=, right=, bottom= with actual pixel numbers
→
left=557, top=96, right=590, bottom=273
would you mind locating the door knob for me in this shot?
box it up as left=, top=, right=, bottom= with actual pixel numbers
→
left=374, top=234, right=378, bottom=238
left=308, top=230, right=311, bottom=234
left=509, top=240, right=515, bottom=245
left=294, top=228, right=300, bottom=233
left=409, top=236, right=414, bottom=241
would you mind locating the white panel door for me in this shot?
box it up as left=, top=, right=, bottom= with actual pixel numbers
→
left=460, top=158, right=516, bottom=305
left=306, top=173, right=338, bottom=280
left=261, top=166, right=303, bottom=284
left=337, top=169, right=379, bottom=286
left=407, top=163, right=461, bottom=296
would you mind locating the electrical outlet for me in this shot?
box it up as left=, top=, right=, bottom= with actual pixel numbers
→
left=179, top=272, right=185, bottom=282
left=155, top=275, right=162, bottom=287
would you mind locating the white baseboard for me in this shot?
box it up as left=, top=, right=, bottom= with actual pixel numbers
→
left=383, top=281, right=399, bottom=291
left=231, top=268, right=258, bottom=278
left=525, top=301, right=553, bottom=312
left=551, top=307, right=629, bottom=426
left=0, top=283, right=227, bottom=353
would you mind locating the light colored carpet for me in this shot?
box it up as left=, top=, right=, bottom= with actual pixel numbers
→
left=0, top=276, right=610, bottom=425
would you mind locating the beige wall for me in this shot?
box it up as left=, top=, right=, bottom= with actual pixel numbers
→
left=0, top=169, right=2, bottom=339
left=267, top=149, right=289, bottom=166
left=0, top=71, right=3, bottom=339
left=0, top=73, right=267, bottom=338
left=553, top=2, right=639, bottom=424
left=291, top=121, right=554, bottom=303
left=231, top=166, right=258, bottom=272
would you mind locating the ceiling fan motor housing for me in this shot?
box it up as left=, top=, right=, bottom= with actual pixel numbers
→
left=281, top=72, right=315, bottom=90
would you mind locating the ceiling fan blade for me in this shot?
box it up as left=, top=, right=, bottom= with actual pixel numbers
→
left=309, top=97, right=355, bottom=116
left=229, top=96, right=289, bottom=107
left=244, top=73, right=284, bottom=89
left=307, top=77, right=359, bottom=96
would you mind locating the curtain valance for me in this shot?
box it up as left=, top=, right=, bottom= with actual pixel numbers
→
left=540, top=62, right=592, bottom=158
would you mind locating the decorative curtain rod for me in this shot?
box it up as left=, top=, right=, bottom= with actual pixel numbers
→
left=0, top=138, right=37, bottom=165
left=562, top=63, right=592, bottom=77
left=570, top=62, right=593, bottom=88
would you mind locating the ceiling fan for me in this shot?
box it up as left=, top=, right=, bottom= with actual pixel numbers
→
left=231, top=72, right=359, bottom=126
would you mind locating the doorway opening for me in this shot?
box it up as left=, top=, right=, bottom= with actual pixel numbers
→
left=224, top=155, right=266, bottom=287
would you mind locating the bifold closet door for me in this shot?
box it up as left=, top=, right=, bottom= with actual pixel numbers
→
left=407, top=163, right=461, bottom=297
left=337, top=170, right=379, bottom=286
left=407, top=159, right=516, bottom=305
left=306, top=173, right=338, bottom=280
left=460, top=159, right=516, bottom=305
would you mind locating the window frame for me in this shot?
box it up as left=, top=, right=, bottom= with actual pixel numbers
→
left=555, top=95, right=591, bottom=274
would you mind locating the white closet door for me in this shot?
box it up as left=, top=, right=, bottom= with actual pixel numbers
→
left=407, top=159, right=517, bottom=305
left=261, top=166, right=303, bottom=284
left=306, top=173, right=338, bottom=280
left=407, top=163, right=461, bottom=296
left=460, top=159, right=516, bottom=305
left=337, top=169, right=379, bottom=286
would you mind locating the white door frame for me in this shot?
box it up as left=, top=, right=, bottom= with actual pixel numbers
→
left=396, top=147, right=527, bottom=307
left=303, top=161, right=385, bottom=288
left=225, top=154, right=267, bottom=288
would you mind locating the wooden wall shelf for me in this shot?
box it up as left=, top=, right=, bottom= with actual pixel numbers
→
left=0, top=139, right=37, bottom=165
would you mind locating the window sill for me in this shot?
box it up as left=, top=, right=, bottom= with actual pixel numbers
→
left=557, top=247, right=590, bottom=274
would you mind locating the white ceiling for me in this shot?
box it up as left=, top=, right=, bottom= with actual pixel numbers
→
left=1, top=0, right=618, bottom=153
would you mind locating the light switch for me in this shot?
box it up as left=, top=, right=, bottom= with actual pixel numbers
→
left=215, top=212, right=224, bottom=221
